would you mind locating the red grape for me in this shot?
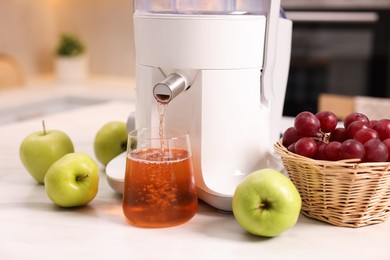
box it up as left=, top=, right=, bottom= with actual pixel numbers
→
left=347, top=121, right=369, bottom=139
left=383, top=138, right=390, bottom=161
left=282, top=127, right=301, bottom=147
left=339, top=139, right=365, bottom=160
left=294, top=111, right=321, bottom=137
left=316, top=142, right=327, bottom=160
left=287, top=142, right=296, bottom=153
left=354, top=128, right=379, bottom=144
left=369, top=119, right=378, bottom=128
left=329, top=127, right=348, bottom=142
left=316, top=111, right=338, bottom=133
left=364, top=139, right=389, bottom=162
left=373, top=119, right=390, bottom=141
left=324, top=141, right=342, bottom=161
left=344, top=112, right=369, bottom=129
left=294, top=137, right=318, bottom=158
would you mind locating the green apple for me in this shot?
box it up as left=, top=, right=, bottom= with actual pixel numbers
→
left=232, top=168, right=301, bottom=237
left=44, top=152, right=99, bottom=207
left=19, top=123, right=74, bottom=184
left=93, top=121, right=127, bottom=166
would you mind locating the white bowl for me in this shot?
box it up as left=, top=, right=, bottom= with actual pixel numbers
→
left=105, top=152, right=126, bottom=194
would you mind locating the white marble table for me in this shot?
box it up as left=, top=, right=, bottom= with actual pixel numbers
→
left=1, top=99, right=390, bottom=259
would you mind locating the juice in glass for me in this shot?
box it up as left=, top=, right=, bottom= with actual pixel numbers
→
left=122, top=129, right=198, bottom=228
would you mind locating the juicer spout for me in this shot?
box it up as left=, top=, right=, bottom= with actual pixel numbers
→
left=153, top=73, right=186, bottom=103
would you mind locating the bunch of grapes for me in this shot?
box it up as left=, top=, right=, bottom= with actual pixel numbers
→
left=282, top=111, right=390, bottom=163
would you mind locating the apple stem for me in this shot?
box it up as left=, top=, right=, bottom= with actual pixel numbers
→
left=259, top=201, right=271, bottom=210
left=76, top=175, right=89, bottom=182
left=42, top=120, right=47, bottom=135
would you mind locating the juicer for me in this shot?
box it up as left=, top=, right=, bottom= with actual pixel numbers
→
left=132, top=0, right=292, bottom=211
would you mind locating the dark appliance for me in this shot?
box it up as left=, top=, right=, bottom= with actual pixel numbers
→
left=281, top=0, right=390, bottom=116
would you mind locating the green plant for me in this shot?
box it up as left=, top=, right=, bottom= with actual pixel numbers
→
left=56, top=33, right=86, bottom=57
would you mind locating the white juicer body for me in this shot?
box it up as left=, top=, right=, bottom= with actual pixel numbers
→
left=133, top=11, right=292, bottom=211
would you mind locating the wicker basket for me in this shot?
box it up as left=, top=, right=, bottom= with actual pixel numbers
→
left=274, top=140, right=390, bottom=227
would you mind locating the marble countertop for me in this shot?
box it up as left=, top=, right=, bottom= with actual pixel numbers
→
left=1, top=81, right=390, bottom=259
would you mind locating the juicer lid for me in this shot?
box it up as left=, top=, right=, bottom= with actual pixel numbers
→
left=133, top=0, right=271, bottom=15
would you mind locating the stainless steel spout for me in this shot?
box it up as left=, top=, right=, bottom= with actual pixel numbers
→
left=153, top=73, right=186, bottom=103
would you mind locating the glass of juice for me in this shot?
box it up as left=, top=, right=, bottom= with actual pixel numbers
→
left=122, top=128, right=198, bottom=228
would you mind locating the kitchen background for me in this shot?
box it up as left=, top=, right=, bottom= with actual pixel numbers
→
left=1, top=0, right=390, bottom=116
left=282, top=0, right=390, bottom=116
left=0, top=0, right=135, bottom=79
